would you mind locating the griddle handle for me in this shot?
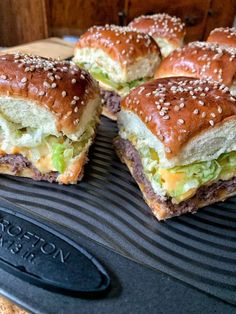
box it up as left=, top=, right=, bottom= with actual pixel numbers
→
left=0, top=202, right=110, bottom=298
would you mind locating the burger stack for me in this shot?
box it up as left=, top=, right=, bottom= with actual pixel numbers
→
left=0, top=12, right=236, bottom=221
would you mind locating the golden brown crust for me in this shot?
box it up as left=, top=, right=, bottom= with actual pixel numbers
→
left=121, top=77, right=236, bottom=158
left=207, top=27, right=236, bottom=48
left=128, top=13, right=186, bottom=47
left=76, top=25, right=160, bottom=66
left=0, top=53, right=100, bottom=134
left=115, top=141, right=236, bottom=220
left=155, top=42, right=236, bottom=87
left=102, top=106, right=117, bottom=121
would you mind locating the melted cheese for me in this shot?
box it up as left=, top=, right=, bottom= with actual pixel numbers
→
left=159, top=169, right=185, bottom=191
left=35, top=156, right=54, bottom=173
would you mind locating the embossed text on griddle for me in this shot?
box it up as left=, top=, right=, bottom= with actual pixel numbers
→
left=0, top=218, right=71, bottom=264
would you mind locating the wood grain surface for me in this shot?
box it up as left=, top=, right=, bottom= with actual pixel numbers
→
left=1, top=37, right=74, bottom=59
left=0, top=0, right=48, bottom=47
left=0, top=0, right=235, bottom=46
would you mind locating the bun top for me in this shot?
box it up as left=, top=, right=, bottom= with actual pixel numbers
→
left=128, top=13, right=186, bottom=44
left=207, top=27, right=236, bottom=48
left=76, top=25, right=160, bottom=66
left=121, top=77, right=236, bottom=158
left=155, top=42, right=236, bottom=87
left=0, top=53, right=100, bottom=136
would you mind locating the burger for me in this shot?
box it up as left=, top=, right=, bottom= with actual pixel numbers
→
left=0, top=53, right=101, bottom=184
left=128, top=13, right=186, bottom=58
left=74, top=25, right=161, bottom=120
left=114, top=77, right=236, bottom=220
left=207, top=27, right=236, bottom=48
left=155, top=41, right=236, bottom=96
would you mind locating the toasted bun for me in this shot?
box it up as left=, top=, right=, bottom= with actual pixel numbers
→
left=207, top=27, right=236, bottom=48
left=74, top=25, right=161, bottom=83
left=155, top=42, right=236, bottom=95
left=115, top=141, right=236, bottom=220
left=129, top=13, right=186, bottom=58
left=118, top=77, right=236, bottom=168
left=0, top=53, right=101, bottom=141
left=102, top=106, right=117, bottom=121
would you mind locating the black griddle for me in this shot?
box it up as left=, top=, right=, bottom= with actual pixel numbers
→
left=0, top=117, right=236, bottom=313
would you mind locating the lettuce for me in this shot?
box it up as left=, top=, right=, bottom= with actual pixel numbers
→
left=169, top=160, right=221, bottom=198
left=127, top=133, right=236, bottom=202
left=77, top=63, right=149, bottom=95
left=52, top=144, right=74, bottom=173
left=171, top=160, right=221, bottom=185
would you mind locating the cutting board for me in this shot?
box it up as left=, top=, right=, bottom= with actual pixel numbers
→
left=0, top=37, right=75, bottom=59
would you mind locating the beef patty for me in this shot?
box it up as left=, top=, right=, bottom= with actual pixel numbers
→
left=101, top=89, right=121, bottom=114
left=0, top=154, right=58, bottom=182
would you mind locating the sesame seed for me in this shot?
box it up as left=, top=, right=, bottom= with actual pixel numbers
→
left=202, top=112, right=206, bottom=118
left=165, top=147, right=171, bottom=153
left=0, top=75, right=7, bottom=80
left=21, top=77, right=27, bottom=83
left=177, top=119, right=185, bottom=125
left=211, top=112, right=216, bottom=118
left=198, top=100, right=204, bottom=106
left=71, top=100, right=76, bottom=105
left=163, top=115, right=170, bottom=120
left=217, top=106, right=222, bottom=113
left=43, top=81, right=50, bottom=88
left=193, top=109, right=199, bottom=115
left=74, top=107, right=78, bottom=113
left=62, top=91, right=67, bottom=97
left=51, top=83, right=57, bottom=88
left=71, top=79, right=77, bottom=84
left=73, top=96, right=80, bottom=100
left=38, top=91, right=45, bottom=96
left=209, top=120, right=214, bottom=126
left=179, top=102, right=185, bottom=108
left=174, top=105, right=180, bottom=111
left=55, top=75, right=61, bottom=80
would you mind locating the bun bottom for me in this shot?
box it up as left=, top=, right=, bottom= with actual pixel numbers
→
left=0, top=151, right=87, bottom=184
left=114, top=137, right=236, bottom=220
left=102, top=107, right=117, bottom=121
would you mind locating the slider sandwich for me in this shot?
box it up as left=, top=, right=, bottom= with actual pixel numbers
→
left=207, top=27, right=236, bottom=48
left=155, top=41, right=236, bottom=96
left=114, top=77, right=236, bottom=220
left=129, top=13, right=186, bottom=58
left=74, top=25, right=161, bottom=120
left=0, top=53, right=102, bottom=184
